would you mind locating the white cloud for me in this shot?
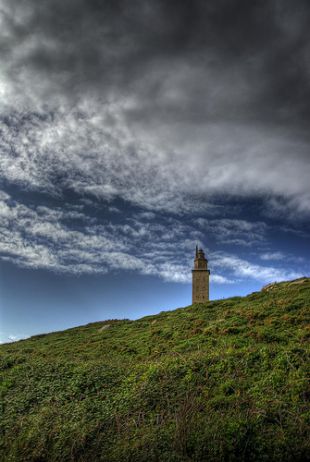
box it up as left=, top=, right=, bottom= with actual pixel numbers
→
left=260, top=251, right=285, bottom=261
left=0, top=191, right=199, bottom=281
left=213, top=253, right=303, bottom=283
left=0, top=100, right=309, bottom=218
left=2, top=190, right=304, bottom=286
left=0, top=191, right=251, bottom=285
left=196, top=218, right=267, bottom=246
left=211, top=274, right=234, bottom=284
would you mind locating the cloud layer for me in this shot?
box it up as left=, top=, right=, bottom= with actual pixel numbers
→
left=0, top=191, right=305, bottom=284
left=0, top=0, right=309, bottom=217
left=1, top=104, right=309, bottom=218
left=0, top=0, right=309, bottom=284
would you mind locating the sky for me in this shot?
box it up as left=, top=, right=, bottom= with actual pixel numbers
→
left=0, top=0, right=309, bottom=343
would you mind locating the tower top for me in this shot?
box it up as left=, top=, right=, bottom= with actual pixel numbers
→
left=193, top=246, right=208, bottom=270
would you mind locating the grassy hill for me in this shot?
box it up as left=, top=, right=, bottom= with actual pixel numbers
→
left=1, top=278, right=309, bottom=462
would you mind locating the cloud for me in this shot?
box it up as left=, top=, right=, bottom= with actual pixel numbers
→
left=212, top=253, right=303, bottom=283
left=0, top=191, right=202, bottom=281
left=0, top=104, right=309, bottom=219
left=211, top=274, right=234, bottom=284
left=1, top=191, right=306, bottom=286
left=1, top=0, right=309, bottom=121
left=0, top=0, right=309, bottom=218
left=0, top=0, right=309, bottom=290
left=260, top=252, right=285, bottom=261
left=260, top=251, right=304, bottom=264
left=0, top=106, right=203, bottom=213
left=195, top=218, right=267, bottom=246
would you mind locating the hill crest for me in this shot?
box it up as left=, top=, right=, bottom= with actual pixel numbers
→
left=1, top=277, right=309, bottom=461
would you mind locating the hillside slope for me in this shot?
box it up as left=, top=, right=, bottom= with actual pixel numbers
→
left=1, top=278, right=309, bottom=462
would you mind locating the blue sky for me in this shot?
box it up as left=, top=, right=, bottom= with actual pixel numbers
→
left=0, top=190, right=309, bottom=343
left=0, top=0, right=310, bottom=343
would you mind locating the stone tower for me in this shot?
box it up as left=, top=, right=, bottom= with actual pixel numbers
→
left=192, top=245, right=210, bottom=303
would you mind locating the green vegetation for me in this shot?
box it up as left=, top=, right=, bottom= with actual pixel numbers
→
left=1, top=278, right=309, bottom=461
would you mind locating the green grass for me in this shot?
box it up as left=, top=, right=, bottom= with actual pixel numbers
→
left=1, top=278, right=309, bottom=461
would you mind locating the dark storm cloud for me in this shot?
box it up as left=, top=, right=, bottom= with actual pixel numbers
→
left=1, top=0, right=310, bottom=125
left=0, top=0, right=310, bottom=219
